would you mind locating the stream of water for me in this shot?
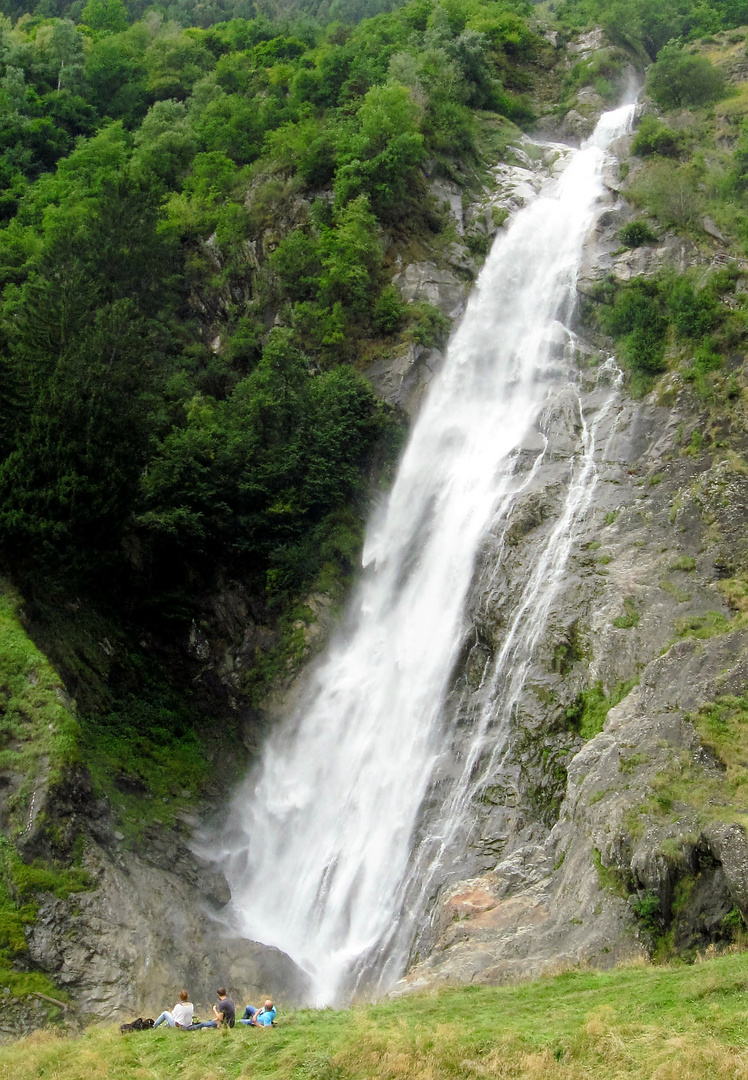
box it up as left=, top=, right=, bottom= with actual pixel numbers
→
left=214, top=102, right=636, bottom=1006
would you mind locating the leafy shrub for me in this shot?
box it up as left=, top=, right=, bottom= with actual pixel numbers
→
left=466, top=230, right=491, bottom=258
left=631, top=115, right=683, bottom=158
left=647, top=44, right=726, bottom=110
left=633, top=891, right=662, bottom=935
left=564, top=679, right=637, bottom=740
left=271, top=229, right=322, bottom=302
left=666, top=278, right=719, bottom=337
left=372, top=285, right=405, bottom=335
left=333, top=83, right=425, bottom=220
left=683, top=339, right=723, bottom=383
left=406, top=302, right=452, bottom=348
left=492, top=206, right=509, bottom=228
left=599, top=280, right=667, bottom=375
left=628, top=160, right=702, bottom=230
left=618, top=221, right=657, bottom=247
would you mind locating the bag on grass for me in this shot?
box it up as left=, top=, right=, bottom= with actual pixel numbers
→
left=120, top=1017, right=154, bottom=1032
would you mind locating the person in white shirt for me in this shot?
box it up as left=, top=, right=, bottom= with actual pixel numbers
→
left=153, top=989, right=194, bottom=1029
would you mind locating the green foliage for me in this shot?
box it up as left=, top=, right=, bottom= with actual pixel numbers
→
left=563, top=47, right=622, bottom=103
left=137, top=330, right=390, bottom=599
left=372, top=284, right=405, bottom=335
left=633, top=891, right=662, bottom=935
left=81, top=0, right=128, bottom=34
left=334, top=82, right=426, bottom=219
left=682, top=339, right=723, bottom=389
left=618, top=221, right=657, bottom=248
left=666, top=277, right=720, bottom=337
left=565, top=679, right=637, bottom=741
left=0, top=586, right=91, bottom=1003
left=405, top=301, right=452, bottom=347
left=593, top=269, right=735, bottom=392
left=82, top=714, right=212, bottom=841
left=631, top=115, right=684, bottom=159
left=0, top=0, right=534, bottom=623
left=629, top=159, right=703, bottom=232
left=0, top=1, right=544, bottom=859
left=599, top=280, right=667, bottom=375
left=556, top=0, right=745, bottom=60
left=0, top=583, right=81, bottom=816
left=647, top=44, right=726, bottom=110
left=613, top=597, right=640, bottom=629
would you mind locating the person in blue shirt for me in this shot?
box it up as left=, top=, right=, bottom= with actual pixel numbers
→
left=239, top=999, right=276, bottom=1027
left=255, top=1000, right=276, bottom=1026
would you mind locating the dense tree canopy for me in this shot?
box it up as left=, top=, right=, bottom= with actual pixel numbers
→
left=0, top=0, right=541, bottom=618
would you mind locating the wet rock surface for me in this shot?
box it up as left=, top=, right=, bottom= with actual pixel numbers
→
left=396, top=390, right=748, bottom=991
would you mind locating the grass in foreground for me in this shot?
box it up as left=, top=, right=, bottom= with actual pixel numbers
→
left=4, top=952, right=748, bottom=1078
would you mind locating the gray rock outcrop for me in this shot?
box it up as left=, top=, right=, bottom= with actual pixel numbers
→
left=25, top=838, right=310, bottom=1019
left=388, top=157, right=748, bottom=992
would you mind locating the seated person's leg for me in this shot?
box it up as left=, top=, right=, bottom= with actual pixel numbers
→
left=239, top=1006, right=258, bottom=1025
left=153, top=1011, right=175, bottom=1029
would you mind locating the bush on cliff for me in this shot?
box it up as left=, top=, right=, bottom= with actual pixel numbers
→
left=646, top=44, right=726, bottom=110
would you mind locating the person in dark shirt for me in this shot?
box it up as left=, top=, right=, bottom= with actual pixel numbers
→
left=189, top=987, right=235, bottom=1029
left=212, top=988, right=235, bottom=1027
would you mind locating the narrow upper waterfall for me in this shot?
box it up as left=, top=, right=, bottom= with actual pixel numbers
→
left=215, top=102, right=636, bottom=1007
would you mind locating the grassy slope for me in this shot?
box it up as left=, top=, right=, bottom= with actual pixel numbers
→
left=0, top=583, right=80, bottom=809
left=4, top=953, right=748, bottom=1078
left=0, top=581, right=88, bottom=1007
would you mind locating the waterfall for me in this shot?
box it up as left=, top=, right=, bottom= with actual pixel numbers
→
left=214, top=102, right=636, bottom=1007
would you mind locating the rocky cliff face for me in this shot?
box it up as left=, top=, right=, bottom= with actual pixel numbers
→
left=24, top=817, right=310, bottom=1021
left=393, top=131, right=748, bottom=992
left=396, top=386, right=748, bottom=990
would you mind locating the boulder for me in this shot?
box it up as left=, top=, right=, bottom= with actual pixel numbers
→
left=392, top=261, right=467, bottom=321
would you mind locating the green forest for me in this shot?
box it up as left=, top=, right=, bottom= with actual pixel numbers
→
left=0, top=0, right=747, bottom=629
left=0, top=0, right=544, bottom=617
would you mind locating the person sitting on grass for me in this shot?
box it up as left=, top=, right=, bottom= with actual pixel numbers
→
left=238, top=1002, right=259, bottom=1026
left=238, top=998, right=276, bottom=1026
left=152, top=990, right=194, bottom=1029
left=190, top=988, right=235, bottom=1030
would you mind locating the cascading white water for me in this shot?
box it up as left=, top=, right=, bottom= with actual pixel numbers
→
left=215, top=102, right=636, bottom=1006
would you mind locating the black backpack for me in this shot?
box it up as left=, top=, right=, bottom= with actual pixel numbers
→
left=120, top=1017, right=155, bottom=1032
